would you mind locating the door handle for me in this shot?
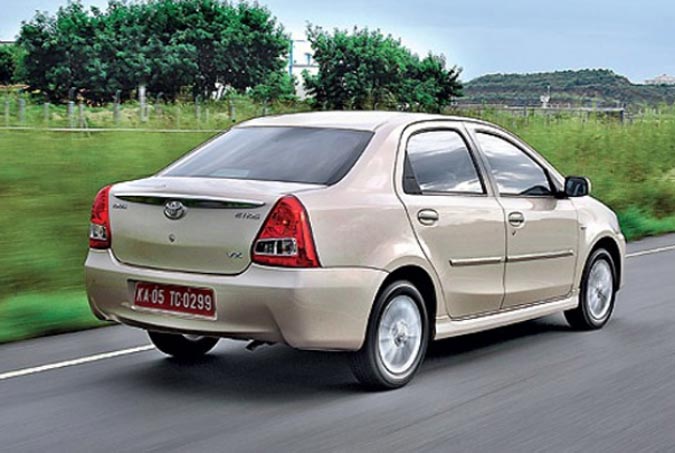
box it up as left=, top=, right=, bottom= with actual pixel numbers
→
left=508, top=211, right=525, bottom=227
left=417, top=209, right=439, bottom=226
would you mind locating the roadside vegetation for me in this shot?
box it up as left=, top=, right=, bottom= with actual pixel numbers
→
left=2, top=107, right=674, bottom=343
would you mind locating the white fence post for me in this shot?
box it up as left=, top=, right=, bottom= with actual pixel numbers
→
left=18, top=97, right=25, bottom=124
left=4, top=96, right=9, bottom=127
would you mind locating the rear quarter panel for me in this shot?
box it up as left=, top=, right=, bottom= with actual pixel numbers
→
left=295, top=123, right=448, bottom=316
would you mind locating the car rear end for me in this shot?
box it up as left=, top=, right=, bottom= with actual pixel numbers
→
left=85, top=125, right=387, bottom=350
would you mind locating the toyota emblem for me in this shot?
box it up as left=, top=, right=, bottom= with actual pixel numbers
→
left=164, top=200, right=186, bottom=220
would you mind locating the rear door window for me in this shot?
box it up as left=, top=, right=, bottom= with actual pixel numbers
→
left=164, top=127, right=374, bottom=185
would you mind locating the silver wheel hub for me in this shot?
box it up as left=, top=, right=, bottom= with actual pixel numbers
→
left=587, top=260, right=613, bottom=320
left=392, top=321, right=409, bottom=346
left=377, top=295, right=422, bottom=375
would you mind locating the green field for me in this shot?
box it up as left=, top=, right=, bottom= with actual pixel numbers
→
left=1, top=110, right=674, bottom=344
left=0, top=130, right=215, bottom=342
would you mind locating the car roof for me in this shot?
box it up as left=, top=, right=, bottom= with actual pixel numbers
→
left=239, top=110, right=495, bottom=132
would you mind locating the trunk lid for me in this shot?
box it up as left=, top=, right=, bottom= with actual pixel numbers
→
left=109, top=177, right=322, bottom=274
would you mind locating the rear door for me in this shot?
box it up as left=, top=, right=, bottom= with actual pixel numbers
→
left=469, top=126, right=579, bottom=308
left=397, top=122, right=507, bottom=318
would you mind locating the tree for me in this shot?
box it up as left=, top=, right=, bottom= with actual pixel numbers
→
left=176, top=1, right=290, bottom=97
left=249, top=71, right=296, bottom=104
left=99, top=0, right=200, bottom=102
left=304, top=25, right=462, bottom=111
left=17, top=0, right=291, bottom=102
left=304, top=25, right=409, bottom=109
left=0, top=45, right=16, bottom=85
left=18, top=3, right=103, bottom=101
left=402, top=53, right=462, bottom=112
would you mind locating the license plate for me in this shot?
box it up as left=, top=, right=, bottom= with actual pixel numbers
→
left=133, top=282, right=216, bottom=318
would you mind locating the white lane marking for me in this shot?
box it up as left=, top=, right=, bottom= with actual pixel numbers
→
left=626, top=244, right=675, bottom=259
left=0, top=345, right=155, bottom=381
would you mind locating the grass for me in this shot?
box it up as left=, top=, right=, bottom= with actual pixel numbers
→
left=0, top=130, right=215, bottom=344
left=0, top=106, right=674, bottom=344
left=0, top=291, right=102, bottom=344
left=1, top=94, right=310, bottom=130
left=618, top=207, right=675, bottom=239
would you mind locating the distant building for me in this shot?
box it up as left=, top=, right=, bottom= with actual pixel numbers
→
left=0, top=40, right=15, bottom=47
left=645, top=74, right=675, bottom=85
left=288, top=40, right=318, bottom=99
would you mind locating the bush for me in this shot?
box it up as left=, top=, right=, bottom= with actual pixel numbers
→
left=304, top=25, right=461, bottom=111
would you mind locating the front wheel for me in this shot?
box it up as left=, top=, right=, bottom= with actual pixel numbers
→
left=565, top=249, right=617, bottom=330
left=148, top=331, right=219, bottom=359
left=349, top=281, right=429, bottom=390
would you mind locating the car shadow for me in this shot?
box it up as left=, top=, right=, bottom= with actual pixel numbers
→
left=118, top=316, right=572, bottom=399
left=427, top=315, right=570, bottom=358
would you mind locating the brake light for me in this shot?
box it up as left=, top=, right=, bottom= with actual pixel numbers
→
left=252, top=195, right=320, bottom=268
left=89, top=185, right=112, bottom=249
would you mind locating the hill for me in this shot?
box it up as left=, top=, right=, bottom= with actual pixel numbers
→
left=462, top=69, right=675, bottom=107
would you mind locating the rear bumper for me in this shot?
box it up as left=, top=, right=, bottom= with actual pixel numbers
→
left=85, top=250, right=386, bottom=351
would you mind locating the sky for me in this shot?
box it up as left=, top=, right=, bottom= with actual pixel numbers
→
left=1, top=0, right=674, bottom=83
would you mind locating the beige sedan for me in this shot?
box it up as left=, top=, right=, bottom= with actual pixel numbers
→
left=85, top=112, right=625, bottom=389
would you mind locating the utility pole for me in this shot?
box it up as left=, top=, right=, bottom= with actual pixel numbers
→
left=288, top=37, right=294, bottom=77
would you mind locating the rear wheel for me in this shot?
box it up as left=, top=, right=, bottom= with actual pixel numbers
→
left=565, top=249, right=616, bottom=330
left=349, top=281, right=429, bottom=390
left=148, top=331, right=219, bottom=359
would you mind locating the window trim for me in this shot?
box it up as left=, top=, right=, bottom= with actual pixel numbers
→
left=472, top=130, right=557, bottom=199
left=402, top=127, right=488, bottom=197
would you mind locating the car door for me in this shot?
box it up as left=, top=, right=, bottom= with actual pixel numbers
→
left=397, top=123, right=507, bottom=318
left=469, top=126, right=579, bottom=309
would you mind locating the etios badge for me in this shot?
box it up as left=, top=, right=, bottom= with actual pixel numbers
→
left=164, top=200, right=186, bottom=220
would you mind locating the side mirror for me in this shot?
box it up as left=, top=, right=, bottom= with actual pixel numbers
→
left=564, top=176, right=591, bottom=197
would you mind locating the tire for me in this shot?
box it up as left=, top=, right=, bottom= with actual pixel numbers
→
left=148, top=331, right=219, bottom=359
left=349, top=281, right=429, bottom=390
left=565, top=248, right=617, bottom=330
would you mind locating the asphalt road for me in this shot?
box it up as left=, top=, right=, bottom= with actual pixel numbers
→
left=1, top=235, right=675, bottom=452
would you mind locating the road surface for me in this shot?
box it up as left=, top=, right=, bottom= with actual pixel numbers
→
left=1, top=235, right=674, bottom=452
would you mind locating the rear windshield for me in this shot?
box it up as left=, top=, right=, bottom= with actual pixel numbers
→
left=163, top=126, right=374, bottom=185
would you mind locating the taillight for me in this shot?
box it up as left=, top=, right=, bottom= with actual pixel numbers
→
left=252, top=195, right=320, bottom=268
left=89, top=185, right=112, bottom=249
